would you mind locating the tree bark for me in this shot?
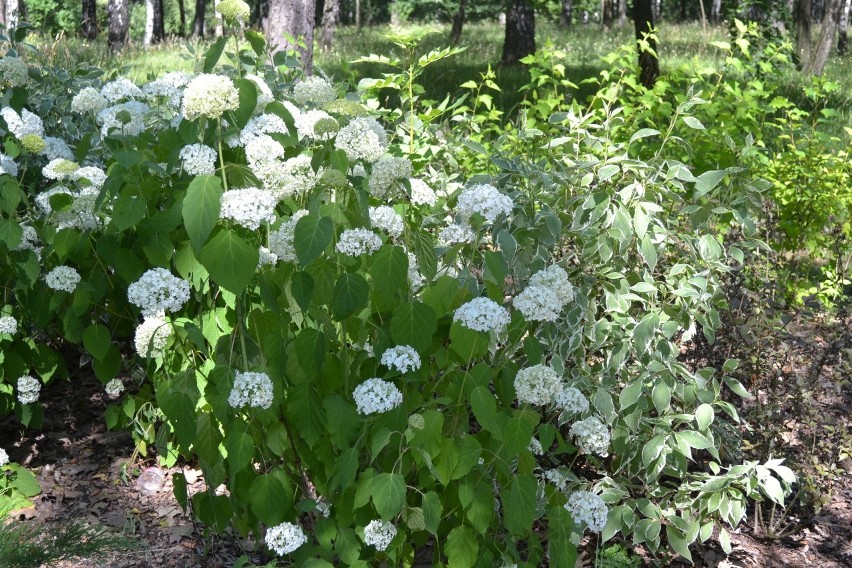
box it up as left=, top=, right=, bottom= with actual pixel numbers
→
left=797, top=0, right=814, bottom=65
left=450, top=0, right=465, bottom=44
left=144, top=0, right=165, bottom=45
left=177, top=0, right=186, bottom=36
left=266, top=0, right=316, bottom=73
left=355, top=0, right=360, bottom=29
left=804, top=0, right=843, bottom=73
left=82, top=0, right=97, bottom=39
left=320, top=0, right=338, bottom=51
left=617, top=0, right=627, bottom=25
left=711, top=0, right=721, bottom=22
left=214, top=0, right=223, bottom=36
left=633, top=0, right=659, bottom=88
left=6, top=0, right=19, bottom=28
left=193, top=0, right=205, bottom=35
left=559, top=0, right=572, bottom=26
left=601, top=0, right=613, bottom=29
left=502, top=0, right=535, bottom=65
left=839, top=0, right=850, bottom=54
left=108, top=0, right=129, bottom=48
left=0, top=0, right=6, bottom=30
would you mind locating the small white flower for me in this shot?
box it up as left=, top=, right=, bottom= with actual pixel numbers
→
left=542, top=468, right=570, bottom=492
left=0, top=56, right=29, bottom=89
left=555, top=386, right=589, bottom=414
left=0, top=315, right=17, bottom=334
left=71, top=166, right=107, bottom=189
left=514, top=285, right=561, bottom=322
left=353, top=378, right=403, bottom=415
left=180, top=144, right=217, bottom=176
left=134, top=316, right=171, bottom=358
left=292, top=76, right=336, bottom=107
left=439, top=223, right=475, bottom=246
left=1, top=107, right=44, bottom=138
left=457, top=183, right=513, bottom=223
left=569, top=417, right=611, bottom=457
left=220, top=188, right=277, bottom=230
left=42, top=158, right=79, bottom=181
left=181, top=74, right=239, bottom=120
left=97, top=101, right=150, bottom=137
left=43, top=137, right=74, bottom=161
left=529, top=265, right=574, bottom=306
left=105, top=378, right=125, bottom=397
left=408, top=413, right=425, bottom=430
left=528, top=437, right=545, bottom=455
left=295, top=109, right=338, bottom=141
left=101, top=78, right=143, bottom=102
left=453, top=297, right=510, bottom=333
left=0, top=447, right=9, bottom=466
left=240, top=114, right=290, bottom=146
left=370, top=206, right=404, bottom=238
left=380, top=345, right=421, bottom=374
left=265, top=521, right=307, bottom=555
left=564, top=491, right=608, bottom=532
left=71, top=87, right=108, bottom=113
left=128, top=268, right=191, bottom=316
left=368, top=156, right=412, bottom=199
left=363, top=519, right=397, bottom=551
left=45, top=266, right=81, bottom=293
left=409, top=178, right=437, bottom=206
left=245, top=73, right=274, bottom=111
left=0, top=153, right=18, bottom=177
left=228, top=371, right=274, bottom=409
left=17, top=374, right=41, bottom=405
left=268, top=210, right=309, bottom=263
left=335, top=117, right=387, bottom=163
left=315, top=497, right=332, bottom=518
left=514, top=364, right=562, bottom=406
left=336, top=228, right=382, bottom=257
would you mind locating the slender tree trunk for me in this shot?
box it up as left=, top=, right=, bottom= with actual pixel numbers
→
left=193, top=0, right=205, bottom=36
left=601, top=0, right=613, bottom=29
left=82, top=0, right=97, bottom=39
left=266, top=0, right=316, bottom=72
left=502, top=0, right=536, bottom=65
left=450, top=0, right=465, bottom=44
left=320, top=0, right=338, bottom=50
left=156, top=0, right=165, bottom=39
left=6, top=0, right=19, bottom=28
left=711, top=0, right=721, bottom=22
left=559, top=0, right=572, bottom=26
left=108, top=0, right=129, bottom=48
left=355, top=0, right=360, bottom=29
left=839, top=0, right=850, bottom=54
left=804, top=0, right=844, bottom=73
left=177, top=0, right=186, bottom=36
left=634, top=0, right=659, bottom=88
left=0, top=0, right=6, bottom=30
left=617, top=0, right=627, bottom=25
left=144, top=0, right=164, bottom=45
left=214, top=0, right=223, bottom=36
left=797, top=0, right=814, bottom=65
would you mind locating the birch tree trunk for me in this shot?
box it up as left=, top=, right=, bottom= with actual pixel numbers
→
left=82, top=0, right=97, bottom=39
left=559, top=0, right=572, bottom=26
left=266, top=0, right=316, bottom=73
left=320, top=0, right=339, bottom=51
left=214, top=0, right=223, bottom=36
left=797, top=0, right=814, bottom=66
left=804, top=0, right=843, bottom=74
left=839, top=0, right=850, bottom=54
left=144, top=0, right=164, bottom=45
left=108, top=0, right=129, bottom=48
left=193, top=0, right=205, bottom=36
left=6, top=0, right=19, bottom=29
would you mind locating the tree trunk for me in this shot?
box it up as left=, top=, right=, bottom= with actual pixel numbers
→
left=711, top=0, right=721, bottom=22
left=177, top=0, right=186, bottom=36
left=214, top=0, right=223, bottom=36
left=266, top=0, right=316, bottom=73
left=797, top=0, right=814, bottom=65
left=6, top=0, right=19, bottom=28
left=193, top=0, right=205, bottom=36
left=601, top=0, right=613, bottom=29
left=82, top=0, right=97, bottom=39
left=804, top=0, right=843, bottom=73
left=501, top=0, right=536, bottom=65
left=0, top=0, right=6, bottom=30
left=634, top=0, right=659, bottom=88
left=144, top=0, right=165, bottom=45
left=559, top=0, right=572, bottom=26
left=108, top=0, right=129, bottom=48
left=450, top=0, right=465, bottom=44
left=320, top=0, right=338, bottom=50
left=617, top=0, right=627, bottom=25
left=839, top=0, right=850, bottom=54
left=355, top=0, right=360, bottom=29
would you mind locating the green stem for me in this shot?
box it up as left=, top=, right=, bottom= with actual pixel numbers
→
left=217, top=120, right=229, bottom=192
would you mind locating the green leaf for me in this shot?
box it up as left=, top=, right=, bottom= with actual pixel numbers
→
left=502, top=474, right=537, bottom=535
left=390, top=301, right=437, bottom=352
left=290, top=271, right=315, bottom=312
left=682, top=116, right=705, bottom=130
left=111, top=194, right=147, bottom=231
left=370, top=245, right=408, bottom=301
left=651, top=381, right=671, bottom=414
left=225, top=430, right=254, bottom=473
left=294, top=215, right=333, bottom=266
left=629, top=128, right=661, bottom=144
left=666, top=525, right=693, bottom=562
left=694, top=170, right=726, bottom=197
left=82, top=324, right=111, bottom=361
left=183, top=175, right=223, bottom=252
left=249, top=474, right=290, bottom=525
left=503, top=414, right=536, bottom=457
left=445, top=525, right=479, bottom=568
left=199, top=228, right=259, bottom=293
left=677, top=430, right=714, bottom=450
left=332, top=273, right=369, bottom=320
left=642, top=434, right=667, bottom=467
left=450, top=322, right=489, bottom=363
left=173, top=472, right=188, bottom=511
left=411, top=229, right=437, bottom=281
left=192, top=491, right=231, bottom=532
left=8, top=464, right=40, bottom=497
left=245, top=29, right=266, bottom=56
left=203, top=36, right=228, bottom=73
left=695, top=403, right=715, bottom=430
left=0, top=219, right=23, bottom=249
left=194, top=413, right=223, bottom=466
left=422, top=491, right=442, bottom=534
left=158, top=389, right=197, bottom=450
left=619, top=380, right=643, bottom=410
left=470, top=386, right=502, bottom=437
left=372, top=472, right=406, bottom=519
left=232, top=79, right=258, bottom=129
left=294, top=328, right=326, bottom=378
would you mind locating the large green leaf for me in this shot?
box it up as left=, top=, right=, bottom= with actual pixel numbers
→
left=183, top=175, right=223, bottom=252
left=503, top=413, right=537, bottom=457
left=0, top=219, right=23, bottom=249
left=199, top=228, right=259, bottom=293
left=249, top=474, right=290, bottom=525
left=192, top=491, right=231, bottom=532
left=332, top=273, right=369, bottom=320
left=372, top=472, right=406, bottom=519
left=422, top=491, right=442, bottom=535
left=225, top=429, right=254, bottom=473
left=470, top=386, right=502, bottom=437
left=203, top=36, right=227, bottom=73
left=194, top=413, right=223, bottom=466
left=231, top=79, right=258, bottom=129
left=445, top=525, right=478, bottom=568
left=82, top=324, right=111, bottom=361
left=294, top=215, right=333, bottom=266
left=370, top=244, right=408, bottom=301
left=390, top=301, right=437, bottom=352
left=158, top=389, right=197, bottom=450
left=502, top=474, right=537, bottom=536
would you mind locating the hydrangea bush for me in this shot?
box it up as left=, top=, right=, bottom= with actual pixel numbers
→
left=0, top=23, right=796, bottom=565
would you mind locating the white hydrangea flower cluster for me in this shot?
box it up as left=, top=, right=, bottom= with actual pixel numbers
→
left=564, top=491, right=608, bottom=532
left=268, top=210, right=309, bottom=263
left=42, top=158, right=79, bottom=180
left=220, top=188, right=277, bottom=230
left=542, top=468, right=570, bottom=492
left=245, top=73, right=273, bottom=111
left=228, top=371, right=274, bottom=409
left=279, top=155, right=321, bottom=198
left=240, top=114, right=289, bottom=146
left=555, top=386, right=589, bottom=414
left=143, top=71, right=193, bottom=108
left=128, top=268, right=191, bottom=316
left=529, top=265, right=575, bottom=305
left=134, top=316, right=171, bottom=358
left=0, top=154, right=18, bottom=177
left=368, top=156, right=412, bottom=199
left=0, top=315, right=17, bottom=334
left=97, top=101, right=150, bottom=137
left=408, top=413, right=425, bottom=430
left=335, top=117, right=388, bottom=163
left=457, top=183, right=514, bottom=223
left=363, top=519, right=397, bottom=551
left=15, top=225, right=40, bottom=255
left=216, top=0, right=250, bottom=23
left=35, top=187, right=102, bottom=231
left=569, top=417, right=611, bottom=457
left=369, top=206, right=404, bottom=238
left=0, top=56, right=29, bottom=89
left=45, top=265, right=81, bottom=293
left=72, top=166, right=107, bottom=189
left=179, top=144, right=217, bottom=176
left=353, top=378, right=403, bottom=415
left=295, top=109, right=338, bottom=141
left=513, top=285, right=561, bottom=322
left=292, top=76, right=336, bottom=107
left=265, top=521, right=307, bottom=555
left=453, top=297, right=510, bottom=333
left=407, top=251, right=425, bottom=288
left=105, top=378, right=125, bottom=397
left=181, top=74, right=239, bottom=120
left=528, top=437, right=545, bottom=455
left=380, top=345, right=421, bottom=374
left=257, top=246, right=277, bottom=268
left=514, top=364, right=562, bottom=406
left=336, top=228, right=382, bottom=257
left=71, top=87, right=108, bottom=113
left=1, top=107, right=44, bottom=138
left=17, top=374, right=41, bottom=405
left=101, top=78, right=143, bottom=102
left=439, top=223, right=476, bottom=246
left=409, top=178, right=437, bottom=206
left=43, top=137, right=74, bottom=161
left=0, top=447, right=8, bottom=467
left=315, top=497, right=332, bottom=518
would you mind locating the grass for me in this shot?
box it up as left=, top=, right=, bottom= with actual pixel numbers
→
left=21, top=21, right=852, bottom=126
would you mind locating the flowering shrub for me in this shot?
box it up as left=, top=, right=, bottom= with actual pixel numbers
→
left=0, top=23, right=798, bottom=566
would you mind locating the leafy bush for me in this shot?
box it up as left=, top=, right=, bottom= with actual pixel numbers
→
left=0, top=21, right=800, bottom=566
